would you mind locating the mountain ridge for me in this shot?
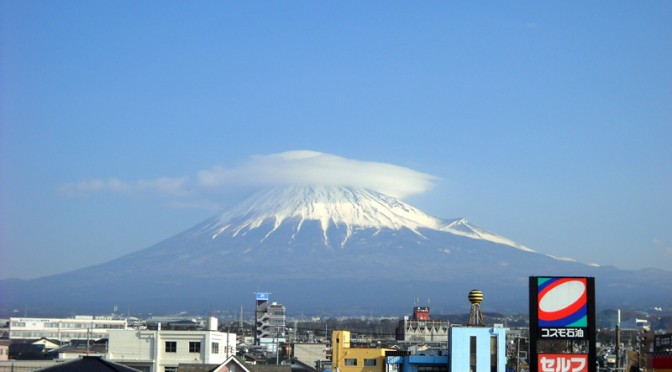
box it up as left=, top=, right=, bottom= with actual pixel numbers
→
left=1, top=185, right=670, bottom=316
left=201, top=185, right=537, bottom=254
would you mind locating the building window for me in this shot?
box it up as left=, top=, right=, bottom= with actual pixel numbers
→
left=165, top=367, right=178, bottom=372
left=364, top=359, right=377, bottom=366
left=345, top=358, right=357, bottom=366
left=470, top=336, right=477, bottom=372
left=165, top=341, right=177, bottom=353
left=490, top=336, right=498, bottom=372
left=212, top=342, right=219, bottom=354
left=189, top=341, right=201, bottom=353
left=418, top=366, right=447, bottom=372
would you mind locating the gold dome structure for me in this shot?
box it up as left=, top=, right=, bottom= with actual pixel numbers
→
left=468, top=289, right=483, bottom=304
left=467, top=289, right=485, bottom=326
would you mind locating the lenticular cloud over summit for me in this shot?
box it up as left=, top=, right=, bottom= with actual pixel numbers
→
left=198, top=150, right=437, bottom=199
left=60, top=150, right=437, bottom=202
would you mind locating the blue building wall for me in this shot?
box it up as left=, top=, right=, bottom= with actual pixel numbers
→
left=386, top=354, right=449, bottom=372
left=449, top=327, right=507, bottom=372
left=385, top=327, right=507, bottom=372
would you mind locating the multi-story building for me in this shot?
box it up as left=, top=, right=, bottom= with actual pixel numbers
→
left=395, top=306, right=449, bottom=343
left=106, top=317, right=235, bottom=372
left=255, top=292, right=270, bottom=346
left=447, top=325, right=507, bottom=372
left=255, top=293, right=286, bottom=353
left=332, top=330, right=393, bottom=372
left=387, top=326, right=509, bottom=372
left=648, top=333, right=672, bottom=372
left=9, top=316, right=127, bottom=342
left=386, top=350, right=448, bottom=372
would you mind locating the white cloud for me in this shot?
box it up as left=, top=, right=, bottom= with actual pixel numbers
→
left=60, top=150, right=437, bottom=203
left=196, top=150, right=437, bottom=199
left=59, top=177, right=188, bottom=197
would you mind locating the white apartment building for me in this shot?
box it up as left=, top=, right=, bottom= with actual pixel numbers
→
left=106, top=318, right=235, bottom=372
left=9, top=316, right=127, bottom=342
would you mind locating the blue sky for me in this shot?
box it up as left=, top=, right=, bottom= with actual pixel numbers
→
left=1, top=1, right=671, bottom=279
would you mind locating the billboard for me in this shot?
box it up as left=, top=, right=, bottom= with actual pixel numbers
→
left=256, top=292, right=269, bottom=301
left=529, top=277, right=596, bottom=372
left=531, top=277, right=592, bottom=340
left=538, top=354, right=588, bottom=372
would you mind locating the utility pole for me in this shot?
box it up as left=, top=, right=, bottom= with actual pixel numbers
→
left=615, top=309, right=621, bottom=371
left=516, top=336, right=520, bottom=372
left=86, top=321, right=91, bottom=354
left=276, top=325, right=280, bottom=365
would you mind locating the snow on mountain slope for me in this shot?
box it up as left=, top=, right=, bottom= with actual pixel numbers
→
left=206, top=185, right=441, bottom=245
left=201, top=185, right=535, bottom=253
left=440, top=218, right=536, bottom=253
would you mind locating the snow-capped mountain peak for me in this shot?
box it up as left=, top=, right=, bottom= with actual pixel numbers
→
left=201, top=185, right=534, bottom=253
left=208, top=185, right=441, bottom=238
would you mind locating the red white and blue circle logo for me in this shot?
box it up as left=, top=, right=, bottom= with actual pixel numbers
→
left=537, top=277, right=588, bottom=327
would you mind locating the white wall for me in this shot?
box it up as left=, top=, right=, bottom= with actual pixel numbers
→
left=107, top=329, right=236, bottom=372
left=9, top=317, right=127, bottom=342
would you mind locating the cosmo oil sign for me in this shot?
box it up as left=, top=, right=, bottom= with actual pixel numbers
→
left=536, top=277, right=589, bottom=339
left=529, top=277, right=596, bottom=372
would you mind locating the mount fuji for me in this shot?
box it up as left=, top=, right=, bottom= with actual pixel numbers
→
left=2, top=185, right=670, bottom=315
